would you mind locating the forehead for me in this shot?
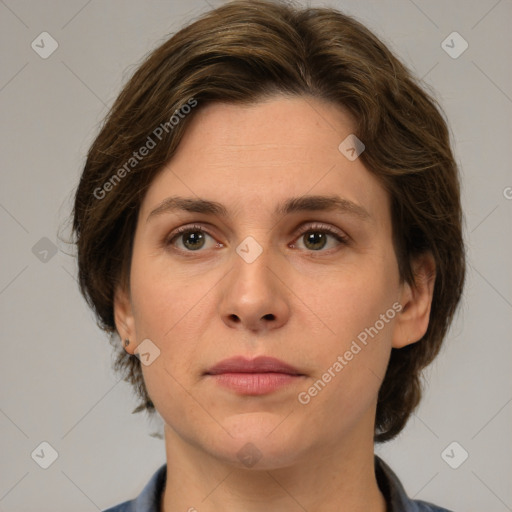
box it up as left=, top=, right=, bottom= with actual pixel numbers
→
left=139, top=95, right=390, bottom=226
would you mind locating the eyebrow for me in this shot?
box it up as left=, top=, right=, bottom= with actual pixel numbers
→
left=146, top=195, right=371, bottom=222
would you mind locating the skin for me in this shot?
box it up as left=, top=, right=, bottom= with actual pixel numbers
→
left=114, top=95, right=435, bottom=512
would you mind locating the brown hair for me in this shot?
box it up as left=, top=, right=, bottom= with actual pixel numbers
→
left=72, top=0, right=465, bottom=442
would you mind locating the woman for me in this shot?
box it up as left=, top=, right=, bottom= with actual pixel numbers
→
left=72, top=1, right=465, bottom=510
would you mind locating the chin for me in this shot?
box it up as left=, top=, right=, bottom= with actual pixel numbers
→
left=208, top=412, right=309, bottom=470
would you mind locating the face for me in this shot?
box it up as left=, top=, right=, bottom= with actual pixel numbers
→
left=115, top=95, right=432, bottom=469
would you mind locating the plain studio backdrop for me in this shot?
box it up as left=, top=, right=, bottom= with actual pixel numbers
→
left=0, top=0, right=511, bottom=510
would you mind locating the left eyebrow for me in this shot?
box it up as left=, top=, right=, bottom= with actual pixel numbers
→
left=146, top=194, right=371, bottom=223
left=276, top=195, right=371, bottom=221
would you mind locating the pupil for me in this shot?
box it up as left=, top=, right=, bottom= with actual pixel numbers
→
left=305, top=232, right=326, bottom=250
left=181, top=231, right=327, bottom=251
left=184, top=232, right=204, bottom=250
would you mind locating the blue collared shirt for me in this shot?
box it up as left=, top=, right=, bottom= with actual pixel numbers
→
left=103, top=456, right=453, bottom=512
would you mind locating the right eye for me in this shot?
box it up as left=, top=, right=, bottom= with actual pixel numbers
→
left=166, top=225, right=222, bottom=252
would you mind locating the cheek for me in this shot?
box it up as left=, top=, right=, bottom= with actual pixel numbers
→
left=128, top=251, right=224, bottom=396
left=295, top=272, right=397, bottom=428
left=294, top=252, right=400, bottom=408
left=129, top=246, right=210, bottom=338
left=298, top=255, right=399, bottom=345
left=130, top=267, right=211, bottom=418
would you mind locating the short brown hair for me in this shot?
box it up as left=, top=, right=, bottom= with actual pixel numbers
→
left=72, top=0, right=465, bottom=442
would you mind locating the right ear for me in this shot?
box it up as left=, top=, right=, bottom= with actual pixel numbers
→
left=113, top=284, right=137, bottom=355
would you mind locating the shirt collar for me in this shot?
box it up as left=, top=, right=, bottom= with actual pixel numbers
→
left=112, top=455, right=447, bottom=512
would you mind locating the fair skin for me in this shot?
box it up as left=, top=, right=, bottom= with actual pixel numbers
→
left=114, top=95, right=435, bottom=512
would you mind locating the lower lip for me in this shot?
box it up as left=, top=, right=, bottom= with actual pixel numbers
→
left=208, top=372, right=302, bottom=395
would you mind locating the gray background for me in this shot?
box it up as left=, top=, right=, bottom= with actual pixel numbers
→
left=1, top=0, right=511, bottom=510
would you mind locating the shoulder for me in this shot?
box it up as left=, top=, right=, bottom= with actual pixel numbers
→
left=101, top=464, right=167, bottom=512
left=375, top=456, right=454, bottom=512
left=102, top=502, right=133, bottom=512
left=413, top=501, right=453, bottom=512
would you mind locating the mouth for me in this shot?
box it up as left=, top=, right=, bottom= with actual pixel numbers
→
left=204, top=356, right=305, bottom=395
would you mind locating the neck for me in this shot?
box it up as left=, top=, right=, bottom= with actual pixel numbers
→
left=161, top=425, right=386, bottom=512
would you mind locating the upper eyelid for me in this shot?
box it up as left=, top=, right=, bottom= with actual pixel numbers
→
left=167, top=221, right=348, bottom=244
left=296, top=222, right=346, bottom=236
left=166, top=224, right=218, bottom=248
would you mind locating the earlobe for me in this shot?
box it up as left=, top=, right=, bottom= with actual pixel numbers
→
left=392, top=252, right=436, bottom=349
left=113, top=285, right=136, bottom=354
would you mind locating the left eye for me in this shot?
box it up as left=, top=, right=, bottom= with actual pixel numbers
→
left=292, top=228, right=348, bottom=251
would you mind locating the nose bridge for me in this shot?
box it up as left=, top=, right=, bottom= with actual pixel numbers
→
left=230, top=233, right=278, bottom=299
left=218, top=231, right=290, bottom=331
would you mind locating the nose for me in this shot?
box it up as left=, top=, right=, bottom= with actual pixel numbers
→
left=218, top=243, right=290, bottom=333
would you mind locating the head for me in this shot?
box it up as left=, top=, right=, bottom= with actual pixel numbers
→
left=72, top=0, right=465, bottom=464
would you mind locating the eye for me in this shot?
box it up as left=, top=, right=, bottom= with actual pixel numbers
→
left=292, top=224, right=348, bottom=252
left=166, top=225, right=221, bottom=252
left=165, top=223, right=348, bottom=254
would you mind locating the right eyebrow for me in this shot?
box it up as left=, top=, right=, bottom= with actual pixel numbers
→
left=146, top=194, right=371, bottom=223
left=147, top=197, right=228, bottom=222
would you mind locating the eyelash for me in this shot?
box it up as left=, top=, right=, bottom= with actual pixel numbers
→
left=292, top=223, right=349, bottom=250
left=165, top=223, right=349, bottom=253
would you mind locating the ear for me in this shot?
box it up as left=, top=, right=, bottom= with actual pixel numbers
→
left=393, top=252, right=436, bottom=349
left=113, top=283, right=137, bottom=355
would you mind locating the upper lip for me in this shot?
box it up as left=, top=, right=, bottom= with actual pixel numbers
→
left=205, top=356, right=303, bottom=376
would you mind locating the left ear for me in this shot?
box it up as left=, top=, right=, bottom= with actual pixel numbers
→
left=393, top=252, right=436, bottom=349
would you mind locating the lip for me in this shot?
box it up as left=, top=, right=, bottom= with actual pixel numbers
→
left=205, top=356, right=305, bottom=395
left=206, top=356, right=302, bottom=375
